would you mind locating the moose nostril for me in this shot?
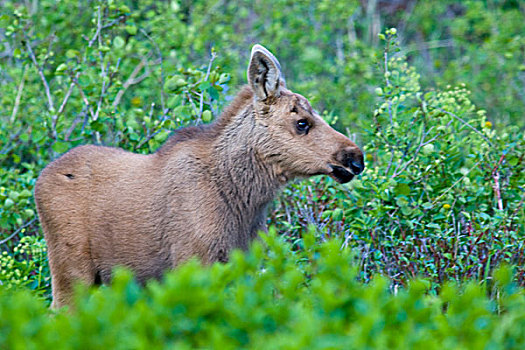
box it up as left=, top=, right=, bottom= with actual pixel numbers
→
left=350, top=159, right=365, bottom=175
left=336, top=147, right=365, bottom=175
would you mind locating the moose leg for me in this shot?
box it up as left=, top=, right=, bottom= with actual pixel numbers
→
left=44, top=221, right=95, bottom=309
left=48, top=248, right=95, bottom=309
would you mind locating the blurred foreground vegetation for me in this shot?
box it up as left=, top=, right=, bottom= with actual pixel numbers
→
left=1, top=231, right=525, bottom=349
left=0, top=0, right=524, bottom=346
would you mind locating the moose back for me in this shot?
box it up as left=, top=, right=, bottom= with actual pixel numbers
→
left=35, top=45, right=365, bottom=308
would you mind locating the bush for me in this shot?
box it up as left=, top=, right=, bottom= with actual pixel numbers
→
left=0, top=235, right=49, bottom=296
left=0, top=1, right=523, bottom=339
left=272, top=30, right=524, bottom=289
left=0, top=231, right=524, bottom=349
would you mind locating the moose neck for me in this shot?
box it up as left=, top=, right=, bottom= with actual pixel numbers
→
left=210, top=103, right=283, bottom=224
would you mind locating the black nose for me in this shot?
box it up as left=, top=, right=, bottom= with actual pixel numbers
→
left=336, top=147, right=365, bottom=175
left=350, top=159, right=365, bottom=175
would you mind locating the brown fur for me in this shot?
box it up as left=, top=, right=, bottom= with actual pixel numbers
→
left=35, top=45, right=364, bottom=308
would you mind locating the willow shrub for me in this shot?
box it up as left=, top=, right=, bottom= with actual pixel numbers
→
left=0, top=229, right=524, bottom=349
left=272, top=29, right=524, bottom=289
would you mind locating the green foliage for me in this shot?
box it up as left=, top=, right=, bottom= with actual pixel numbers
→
left=1, top=0, right=229, bottom=164
left=404, top=1, right=525, bottom=127
left=0, top=236, right=49, bottom=296
left=0, top=164, right=36, bottom=234
left=0, top=232, right=524, bottom=348
left=0, top=0, right=524, bottom=339
left=272, top=30, right=524, bottom=289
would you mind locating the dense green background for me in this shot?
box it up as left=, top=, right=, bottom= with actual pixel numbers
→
left=0, top=0, right=524, bottom=347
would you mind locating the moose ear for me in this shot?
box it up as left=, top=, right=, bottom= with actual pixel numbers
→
left=247, top=44, right=285, bottom=101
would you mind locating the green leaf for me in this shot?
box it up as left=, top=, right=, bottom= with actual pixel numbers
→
left=153, top=129, right=170, bottom=143
left=422, top=202, right=433, bottom=210
left=113, top=36, right=125, bottom=49
left=202, top=110, right=212, bottom=123
left=78, top=75, right=90, bottom=87
left=65, top=49, right=79, bottom=59
left=199, top=81, right=211, bottom=90
left=209, top=86, right=220, bottom=101
left=125, top=25, right=137, bottom=35
left=52, top=141, right=69, bottom=154
left=90, top=120, right=104, bottom=132
left=394, top=183, right=410, bottom=196
left=165, top=76, right=186, bottom=92
left=0, top=14, right=9, bottom=28
left=19, top=189, right=31, bottom=198
left=4, top=198, right=14, bottom=208
left=55, top=63, right=67, bottom=72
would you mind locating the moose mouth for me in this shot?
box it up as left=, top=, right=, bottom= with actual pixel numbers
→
left=328, top=165, right=355, bottom=184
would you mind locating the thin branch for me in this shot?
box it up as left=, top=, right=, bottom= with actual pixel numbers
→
left=94, top=61, right=111, bottom=121
left=10, top=66, right=27, bottom=122
left=64, top=116, right=82, bottom=141
left=382, top=40, right=393, bottom=126
left=88, top=6, right=103, bottom=48
left=436, top=107, right=494, bottom=147
left=56, top=75, right=77, bottom=116
left=51, top=72, right=80, bottom=139
left=431, top=160, right=482, bottom=206
left=140, top=28, right=167, bottom=114
left=75, top=82, right=96, bottom=119
left=25, top=39, right=54, bottom=112
left=112, top=58, right=149, bottom=108
left=391, top=121, right=452, bottom=178
left=198, top=50, right=217, bottom=121
left=134, top=103, right=172, bottom=150
left=0, top=129, right=22, bottom=155
left=491, top=154, right=506, bottom=211
left=399, top=39, right=454, bottom=56
left=87, top=14, right=124, bottom=48
left=0, top=218, right=37, bottom=246
left=184, top=90, right=200, bottom=118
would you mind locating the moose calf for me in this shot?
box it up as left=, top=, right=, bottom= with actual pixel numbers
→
left=35, top=45, right=365, bottom=308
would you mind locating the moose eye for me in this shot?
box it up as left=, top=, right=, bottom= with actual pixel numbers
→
left=296, top=119, right=310, bottom=134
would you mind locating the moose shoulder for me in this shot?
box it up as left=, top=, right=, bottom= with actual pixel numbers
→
left=35, top=45, right=365, bottom=308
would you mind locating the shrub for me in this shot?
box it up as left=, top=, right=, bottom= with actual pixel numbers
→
left=0, top=231, right=524, bottom=349
left=272, top=29, right=525, bottom=290
left=0, top=0, right=523, bottom=324
left=0, top=235, right=49, bottom=296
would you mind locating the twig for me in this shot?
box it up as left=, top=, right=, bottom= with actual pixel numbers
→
left=431, top=160, right=482, bottom=206
left=56, top=74, right=78, bottom=116
left=383, top=42, right=393, bottom=126
left=436, top=107, right=494, bottom=147
left=399, top=39, right=454, bottom=56
left=134, top=103, right=161, bottom=150
left=112, top=58, right=149, bottom=108
left=51, top=72, right=80, bottom=139
left=10, top=66, right=27, bottom=123
left=491, top=154, right=506, bottom=211
left=87, top=13, right=124, bottom=48
left=184, top=90, right=200, bottom=118
left=0, top=218, right=37, bottom=246
left=89, top=6, right=103, bottom=48
left=25, top=39, right=55, bottom=112
left=75, top=82, right=96, bottom=120
left=198, top=50, right=217, bottom=121
left=391, top=121, right=451, bottom=178
left=140, top=28, right=167, bottom=114
left=0, top=129, right=22, bottom=155
left=94, top=61, right=111, bottom=121
left=64, top=116, right=82, bottom=141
